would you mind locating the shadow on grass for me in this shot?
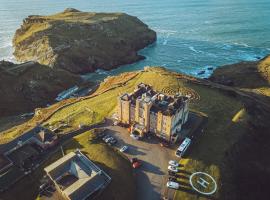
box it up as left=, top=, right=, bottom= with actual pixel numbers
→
left=175, top=174, right=189, bottom=180
left=140, top=160, right=164, bottom=175
left=134, top=168, right=160, bottom=200
left=177, top=186, right=217, bottom=200
left=80, top=155, right=137, bottom=200
left=178, top=169, right=192, bottom=175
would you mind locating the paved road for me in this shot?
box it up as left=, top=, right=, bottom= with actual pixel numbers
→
left=103, top=124, right=179, bottom=200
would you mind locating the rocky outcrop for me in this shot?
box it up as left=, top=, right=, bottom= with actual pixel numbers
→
left=13, top=9, right=157, bottom=74
left=209, top=55, right=270, bottom=88
left=0, top=61, right=81, bottom=117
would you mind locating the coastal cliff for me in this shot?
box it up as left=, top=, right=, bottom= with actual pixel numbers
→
left=209, top=55, right=270, bottom=90
left=0, top=60, right=80, bottom=117
left=13, top=8, right=157, bottom=74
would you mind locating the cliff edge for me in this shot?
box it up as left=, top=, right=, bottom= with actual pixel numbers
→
left=209, top=55, right=270, bottom=89
left=0, top=60, right=80, bottom=117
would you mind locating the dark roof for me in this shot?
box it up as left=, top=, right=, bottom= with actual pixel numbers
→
left=69, top=174, right=107, bottom=200
left=7, top=144, right=40, bottom=165
left=45, top=151, right=111, bottom=200
left=57, top=173, right=79, bottom=190
left=34, top=129, right=56, bottom=143
left=121, top=83, right=189, bottom=116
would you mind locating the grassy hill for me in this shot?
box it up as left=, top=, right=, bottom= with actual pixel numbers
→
left=210, top=55, right=270, bottom=96
left=1, top=67, right=270, bottom=199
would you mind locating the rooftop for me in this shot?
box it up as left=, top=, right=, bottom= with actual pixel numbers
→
left=33, top=128, right=57, bottom=143
left=120, top=83, right=189, bottom=115
left=7, top=144, right=40, bottom=166
left=44, top=150, right=111, bottom=200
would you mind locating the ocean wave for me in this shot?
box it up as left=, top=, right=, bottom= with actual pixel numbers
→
left=0, top=41, right=12, bottom=49
left=188, top=46, right=200, bottom=53
left=155, top=28, right=177, bottom=34
left=163, top=39, right=168, bottom=45
left=221, top=44, right=233, bottom=50
left=204, top=20, right=212, bottom=24
left=239, top=53, right=262, bottom=61
left=188, top=46, right=204, bottom=53
left=1, top=55, right=17, bottom=62
left=95, top=69, right=110, bottom=75
left=206, top=52, right=218, bottom=58
left=234, top=42, right=250, bottom=48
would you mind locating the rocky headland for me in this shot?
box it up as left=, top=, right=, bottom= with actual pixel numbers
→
left=13, top=8, right=157, bottom=74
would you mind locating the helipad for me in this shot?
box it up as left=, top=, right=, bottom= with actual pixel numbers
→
left=189, top=172, right=217, bottom=195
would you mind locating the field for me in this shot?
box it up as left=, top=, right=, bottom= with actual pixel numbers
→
left=42, top=67, right=251, bottom=199
left=174, top=83, right=246, bottom=200
left=1, top=67, right=267, bottom=200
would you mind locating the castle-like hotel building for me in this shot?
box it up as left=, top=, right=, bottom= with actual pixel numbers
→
left=117, top=83, right=189, bottom=142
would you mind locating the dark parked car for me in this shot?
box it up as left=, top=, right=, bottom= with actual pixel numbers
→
left=102, top=135, right=111, bottom=141
left=168, top=176, right=177, bottom=182
left=98, top=132, right=106, bottom=139
left=168, top=171, right=177, bottom=176
left=108, top=138, right=117, bottom=146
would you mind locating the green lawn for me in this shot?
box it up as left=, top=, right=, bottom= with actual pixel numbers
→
left=175, top=83, right=247, bottom=200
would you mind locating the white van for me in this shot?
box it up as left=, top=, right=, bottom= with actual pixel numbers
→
left=175, top=137, right=191, bottom=157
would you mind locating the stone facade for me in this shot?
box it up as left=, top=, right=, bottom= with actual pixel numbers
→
left=118, top=83, right=189, bottom=142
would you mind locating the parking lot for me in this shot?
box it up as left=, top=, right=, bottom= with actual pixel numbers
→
left=102, top=123, right=180, bottom=200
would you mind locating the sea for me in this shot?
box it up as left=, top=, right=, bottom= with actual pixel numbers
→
left=1, top=0, right=270, bottom=80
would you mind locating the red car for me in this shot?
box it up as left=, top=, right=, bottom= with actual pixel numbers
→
left=130, top=158, right=142, bottom=169
left=132, top=161, right=142, bottom=169
left=130, top=157, right=138, bottom=164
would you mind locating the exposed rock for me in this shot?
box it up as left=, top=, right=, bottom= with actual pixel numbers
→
left=0, top=61, right=81, bottom=117
left=13, top=9, right=157, bottom=74
left=197, top=70, right=205, bottom=75
left=209, top=55, right=270, bottom=88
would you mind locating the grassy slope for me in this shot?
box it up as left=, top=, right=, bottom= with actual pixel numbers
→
left=0, top=61, right=80, bottom=118
left=13, top=12, right=123, bottom=45
left=43, top=67, right=248, bottom=199
left=175, top=83, right=245, bottom=200
left=1, top=67, right=264, bottom=199
left=1, top=130, right=135, bottom=200
left=210, top=55, right=270, bottom=96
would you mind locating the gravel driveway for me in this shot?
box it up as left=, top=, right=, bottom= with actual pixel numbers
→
left=103, top=124, right=179, bottom=200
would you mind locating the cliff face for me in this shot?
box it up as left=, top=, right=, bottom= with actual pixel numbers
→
left=210, top=55, right=270, bottom=129
left=13, top=8, right=157, bottom=74
left=0, top=61, right=81, bottom=117
left=209, top=55, right=270, bottom=88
